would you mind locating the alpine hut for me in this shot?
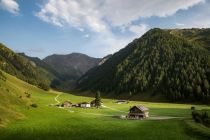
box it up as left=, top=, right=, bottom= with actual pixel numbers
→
left=127, top=105, right=149, bottom=119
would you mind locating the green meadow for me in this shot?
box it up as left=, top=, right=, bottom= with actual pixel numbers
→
left=0, top=71, right=210, bottom=140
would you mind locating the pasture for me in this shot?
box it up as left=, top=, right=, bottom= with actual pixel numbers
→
left=0, top=71, right=210, bottom=140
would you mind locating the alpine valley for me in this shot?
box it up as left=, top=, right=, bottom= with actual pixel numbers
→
left=1, top=28, right=210, bottom=140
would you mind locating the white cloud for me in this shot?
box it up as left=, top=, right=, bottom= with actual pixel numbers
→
left=36, top=0, right=106, bottom=32
left=129, top=24, right=149, bottom=36
left=35, top=0, right=205, bottom=56
left=175, top=23, right=185, bottom=26
left=36, top=0, right=204, bottom=29
left=78, top=28, right=84, bottom=32
left=102, top=0, right=205, bottom=26
left=84, top=30, right=136, bottom=57
left=27, top=48, right=45, bottom=53
left=0, top=0, right=19, bottom=15
left=175, top=1, right=210, bottom=28
left=84, top=34, right=89, bottom=38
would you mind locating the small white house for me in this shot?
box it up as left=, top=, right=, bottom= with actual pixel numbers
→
left=78, top=102, right=91, bottom=108
left=115, top=100, right=129, bottom=104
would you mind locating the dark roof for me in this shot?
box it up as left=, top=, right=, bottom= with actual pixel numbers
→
left=78, top=102, right=90, bottom=104
left=63, top=101, right=72, bottom=104
left=91, top=100, right=96, bottom=104
left=91, top=99, right=103, bottom=104
left=130, top=105, right=149, bottom=112
left=115, top=100, right=127, bottom=102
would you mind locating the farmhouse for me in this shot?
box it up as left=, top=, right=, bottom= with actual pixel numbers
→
left=90, top=100, right=96, bottom=107
left=127, top=105, right=149, bottom=119
left=77, top=102, right=91, bottom=108
left=115, top=100, right=129, bottom=104
left=61, top=101, right=72, bottom=107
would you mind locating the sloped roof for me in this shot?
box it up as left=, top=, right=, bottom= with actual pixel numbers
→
left=63, top=101, right=72, bottom=104
left=91, top=100, right=96, bottom=104
left=79, top=102, right=90, bottom=104
left=130, top=105, right=149, bottom=112
left=91, top=99, right=103, bottom=104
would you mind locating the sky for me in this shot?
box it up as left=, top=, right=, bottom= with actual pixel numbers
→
left=0, top=0, right=210, bottom=59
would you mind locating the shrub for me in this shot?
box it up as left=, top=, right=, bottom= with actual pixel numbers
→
left=25, top=92, right=31, bottom=98
left=0, top=71, right=6, bottom=81
left=30, top=103, right=38, bottom=108
left=38, top=83, right=50, bottom=91
left=191, top=106, right=195, bottom=110
left=192, top=110, right=210, bottom=127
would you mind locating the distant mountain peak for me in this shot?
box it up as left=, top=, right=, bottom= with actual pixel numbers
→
left=44, top=52, right=101, bottom=80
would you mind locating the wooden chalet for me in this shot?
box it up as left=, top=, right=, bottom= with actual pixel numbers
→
left=127, top=105, right=149, bottom=119
left=61, top=101, right=72, bottom=108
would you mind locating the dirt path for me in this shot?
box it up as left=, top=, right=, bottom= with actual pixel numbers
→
left=48, top=93, right=62, bottom=106
left=79, top=112, right=114, bottom=117
left=54, top=93, right=62, bottom=104
left=147, top=116, right=185, bottom=120
left=51, top=94, right=185, bottom=120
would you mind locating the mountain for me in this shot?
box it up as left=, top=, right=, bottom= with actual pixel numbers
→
left=43, top=53, right=101, bottom=80
left=0, top=43, right=50, bottom=90
left=78, top=28, right=210, bottom=102
left=169, top=28, right=210, bottom=51
left=19, top=53, right=100, bottom=91
left=19, top=53, right=62, bottom=83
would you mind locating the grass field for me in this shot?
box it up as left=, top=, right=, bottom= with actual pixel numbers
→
left=0, top=71, right=210, bottom=140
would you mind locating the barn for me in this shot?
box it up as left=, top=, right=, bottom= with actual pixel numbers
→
left=127, top=105, right=149, bottom=119
left=61, top=101, right=72, bottom=108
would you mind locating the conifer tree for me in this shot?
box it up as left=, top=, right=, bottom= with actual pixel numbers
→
left=95, top=91, right=101, bottom=108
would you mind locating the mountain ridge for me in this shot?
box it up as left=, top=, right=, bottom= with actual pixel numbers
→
left=78, top=28, right=210, bottom=102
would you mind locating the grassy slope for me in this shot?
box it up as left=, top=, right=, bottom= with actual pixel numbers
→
left=0, top=72, right=210, bottom=140
left=0, top=70, right=31, bottom=127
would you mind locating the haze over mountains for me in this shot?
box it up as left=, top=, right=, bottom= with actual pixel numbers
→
left=44, top=53, right=101, bottom=80
left=21, top=52, right=101, bottom=91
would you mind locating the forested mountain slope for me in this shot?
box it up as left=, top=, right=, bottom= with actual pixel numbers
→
left=19, top=52, right=101, bottom=91
left=44, top=53, right=101, bottom=80
left=0, top=43, right=50, bottom=90
left=78, top=28, right=210, bottom=102
left=169, top=28, right=210, bottom=51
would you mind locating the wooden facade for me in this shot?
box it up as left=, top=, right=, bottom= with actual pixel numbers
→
left=127, top=105, right=149, bottom=119
left=61, top=101, right=72, bottom=108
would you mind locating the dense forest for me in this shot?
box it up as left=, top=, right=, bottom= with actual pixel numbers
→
left=0, top=43, right=50, bottom=90
left=78, top=28, right=210, bottom=102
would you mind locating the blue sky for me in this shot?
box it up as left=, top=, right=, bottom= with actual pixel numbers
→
left=0, top=0, right=210, bottom=59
